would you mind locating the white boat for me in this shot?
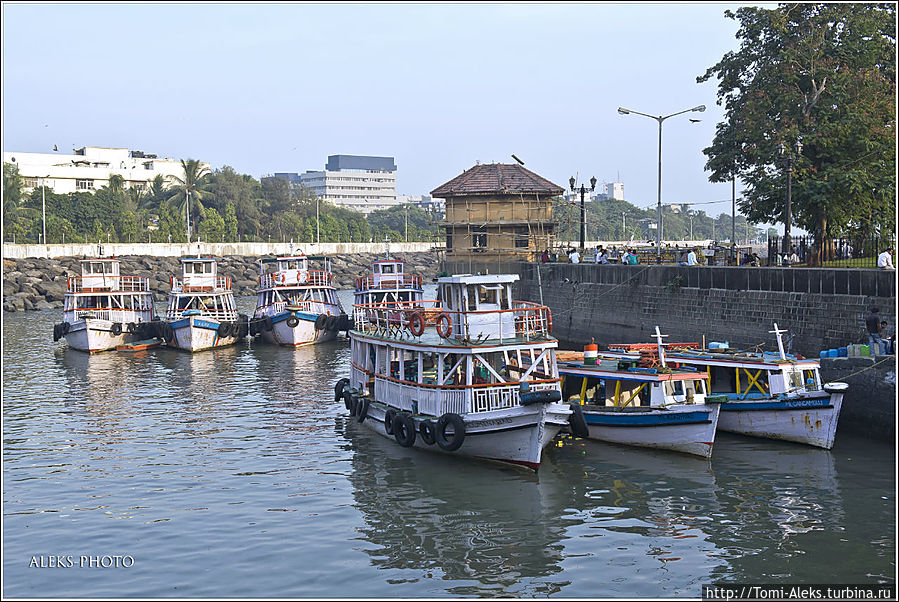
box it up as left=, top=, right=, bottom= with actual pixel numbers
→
left=556, top=327, right=723, bottom=459
left=606, top=324, right=849, bottom=449
left=55, top=257, right=155, bottom=353
left=352, top=247, right=424, bottom=323
left=163, top=256, right=247, bottom=352
left=337, top=273, right=575, bottom=471
left=251, top=253, right=346, bottom=347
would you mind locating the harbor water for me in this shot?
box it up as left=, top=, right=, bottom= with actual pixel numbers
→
left=3, top=290, right=895, bottom=597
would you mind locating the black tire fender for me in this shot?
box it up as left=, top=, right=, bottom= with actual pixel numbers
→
left=419, top=419, right=436, bottom=445
left=111, top=322, right=122, bottom=336
left=218, top=322, right=232, bottom=338
left=343, top=389, right=354, bottom=412
left=263, top=316, right=274, bottom=332
left=326, top=315, right=338, bottom=331
left=315, top=314, right=328, bottom=331
left=53, top=323, right=61, bottom=342
left=436, top=413, right=466, bottom=452
left=335, top=378, right=350, bottom=403
left=356, top=397, right=370, bottom=423
left=384, top=408, right=397, bottom=436
left=286, top=315, right=300, bottom=328
left=62, top=321, right=70, bottom=335
left=568, top=403, right=590, bottom=439
left=393, top=413, right=417, bottom=447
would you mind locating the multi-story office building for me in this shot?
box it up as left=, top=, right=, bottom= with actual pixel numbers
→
left=605, top=181, right=625, bottom=201
left=277, top=155, right=398, bottom=214
left=2, top=146, right=201, bottom=194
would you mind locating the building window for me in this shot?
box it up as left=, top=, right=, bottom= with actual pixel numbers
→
left=143, top=161, right=154, bottom=170
left=515, top=227, right=529, bottom=248
left=24, top=178, right=38, bottom=188
left=472, top=226, right=487, bottom=250
left=77, top=179, right=95, bottom=190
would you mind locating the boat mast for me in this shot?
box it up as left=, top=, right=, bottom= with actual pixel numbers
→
left=769, top=323, right=788, bottom=360
left=653, top=325, right=668, bottom=367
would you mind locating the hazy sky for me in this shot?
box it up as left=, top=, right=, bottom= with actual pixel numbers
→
left=2, top=2, right=772, bottom=221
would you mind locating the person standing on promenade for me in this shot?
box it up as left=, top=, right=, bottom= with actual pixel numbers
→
left=877, top=247, right=894, bottom=269
left=687, top=248, right=698, bottom=266
left=866, top=307, right=887, bottom=356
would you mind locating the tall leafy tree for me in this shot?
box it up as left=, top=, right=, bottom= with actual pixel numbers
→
left=166, top=158, right=213, bottom=239
left=698, top=3, right=896, bottom=258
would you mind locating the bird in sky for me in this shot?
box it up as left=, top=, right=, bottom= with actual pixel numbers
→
left=53, top=144, right=58, bottom=151
left=689, top=119, right=702, bottom=123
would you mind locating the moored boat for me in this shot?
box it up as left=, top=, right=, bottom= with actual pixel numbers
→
left=251, top=253, right=347, bottom=347
left=556, top=327, right=723, bottom=459
left=54, top=257, right=155, bottom=353
left=336, top=273, right=576, bottom=471
left=352, top=247, right=424, bottom=323
left=605, top=324, right=848, bottom=449
left=162, top=256, right=247, bottom=352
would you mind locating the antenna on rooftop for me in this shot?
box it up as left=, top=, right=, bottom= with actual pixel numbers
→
left=511, top=154, right=525, bottom=166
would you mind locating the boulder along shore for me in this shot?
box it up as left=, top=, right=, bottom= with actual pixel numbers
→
left=3, top=250, right=444, bottom=313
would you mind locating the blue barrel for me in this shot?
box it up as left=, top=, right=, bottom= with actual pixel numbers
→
left=819, top=350, right=828, bottom=358
left=838, top=347, right=848, bottom=357
left=828, top=349, right=838, bottom=358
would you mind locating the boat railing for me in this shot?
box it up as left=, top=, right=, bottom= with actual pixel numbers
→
left=171, top=275, right=232, bottom=293
left=353, top=299, right=552, bottom=341
left=67, top=275, right=150, bottom=293
left=371, top=374, right=560, bottom=416
left=259, top=270, right=332, bottom=289
left=165, top=308, right=240, bottom=321
left=354, top=274, right=422, bottom=292
left=66, top=308, right=153, bottom=323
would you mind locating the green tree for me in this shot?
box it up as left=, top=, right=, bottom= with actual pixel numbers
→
left=197, top=207, right=226, bottom=242
left=223, top=202, right=239, bottom=242
left=166, top=158, right=213, bottom=239
left=3, top=162, right=40, bottom=239
left=698, top=3, right=896, bottom=257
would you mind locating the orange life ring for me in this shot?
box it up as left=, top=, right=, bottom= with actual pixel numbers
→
left=407, top=311, right=425, bottom=337
left=275, top=272, right=286, bottom=285
left=545, top=308, right=553, bottom=334
left=298, top=271, right=308, bottom=283
left=436, top=313, right=453, bottom=338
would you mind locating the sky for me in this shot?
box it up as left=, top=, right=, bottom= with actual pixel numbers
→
left=2, top=2, right=779, bottom=224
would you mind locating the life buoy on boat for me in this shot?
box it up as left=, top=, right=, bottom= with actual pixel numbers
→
left=275, top=272, right=286, bottom=285
left=545, top=308, right=553, bottom=334
left=435, top=313, right=453, bottom=339
left=384, top=408, right=397, bottom=436
left=298, top=271, right=308, bottom=284
left=393, top=413, right=417, bottom=447
left=286, top=315, right=300, bottom=328
left=435, top=413, right=466, bottom=452
left=568, top=403, right=589, bottom=439
left=406, top=311, right=425, bottom=337
left=111, top=322, right=122, bottom=336
left=315, top=314, right=328, bottom=331
left=418, top=419, right=436, bottom=445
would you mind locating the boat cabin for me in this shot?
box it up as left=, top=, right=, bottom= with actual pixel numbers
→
left=78, top=258, right=120, bottom=291
left=177, top=257, right=220, bottom=291
left=354, top=258, right=423, bottom=306
left=437, top=274, right=518, bottom=341
left=64, top=258, right=153, bottom=323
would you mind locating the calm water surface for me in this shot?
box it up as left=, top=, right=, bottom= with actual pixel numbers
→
left=3, top=292, right=895, bottom=597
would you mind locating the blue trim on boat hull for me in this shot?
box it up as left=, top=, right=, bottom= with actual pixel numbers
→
left=583, top=410, right=713, bottom=427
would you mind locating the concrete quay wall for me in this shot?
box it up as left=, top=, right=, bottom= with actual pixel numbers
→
left=819, top=356, right=896, bottom=442
left=2, top=241, right=444, bottom=260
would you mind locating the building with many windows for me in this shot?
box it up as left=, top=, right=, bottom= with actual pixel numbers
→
left=2, top=146, right=201, bottom=194
left=275, top=154, right=398, bottom=214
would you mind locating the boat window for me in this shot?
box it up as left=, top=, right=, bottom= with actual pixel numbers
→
left=709, top=366, right=736, bottom=393
left=382, top=264, right=394, bottom=274
left=803, top=370, right=819, bottom=390
left=466, top=287, right=477, bottom=311
left=790, top=370, right=804, bottom=389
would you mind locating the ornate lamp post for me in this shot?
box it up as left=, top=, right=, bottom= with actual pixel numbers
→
left=777, top=139, right=803, bottom=254
left=569, top=176, right=597, bottom=252
left=618, top=104, right=705, bottom=262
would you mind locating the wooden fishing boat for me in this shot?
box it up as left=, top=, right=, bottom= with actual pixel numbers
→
left=115, top=338, right=164, bottom=352
left=251, top=253, right=347, bottom=347
left=556, top=328, right=723, bottom=459
left=162, top=256, right=247, bottom=352
left=336, top=273, right=576, bottom=471
left=54, top=257, right=155, bottom=353
left=604, top=324, right=848, bottom=449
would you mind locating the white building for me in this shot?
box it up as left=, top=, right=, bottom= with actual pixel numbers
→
left=2, top=146, right=203, bottom=194
left=290, top=154, right=398, bottom=215
left=605, top=182, right=625, bottom=201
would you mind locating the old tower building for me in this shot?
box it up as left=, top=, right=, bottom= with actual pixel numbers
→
left=431, top=163, right=563, bottom=262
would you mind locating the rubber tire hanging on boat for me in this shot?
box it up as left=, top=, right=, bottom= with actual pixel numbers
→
left=126, top=322, right=136, bottom=333
left=53, top=323, right=61, bottom=342
left=263, top=316, right=274, bottom=332
left=62, top=321, right=70, bottom=335
left=435, top=413, right=466, bottom=452
left=568, top=403, right=590, bottom=439
left=315, top=314, right=328, bottom=331
left=356, top=397, right=370, bottom=423
left=162, top=322, right=174, bottom=343
left=326, top=315, right=338, bottom=331
left=335, top=378, right=350, bottom=403
left=384, top=409, right=397, bottom=435
left=393, top=413, right=417, bottom=447
left=219, top=322, right=232, bottom=338
left=286, top=315, right=300, bottom=328
left=520, top=390, right=562, bottom=406
left=343, top=389, right=354, bottom=411
left=111, top=322, right=122, bottom=336
left=418, top=419, right=436, bottom=445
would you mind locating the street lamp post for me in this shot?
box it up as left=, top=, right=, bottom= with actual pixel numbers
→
left=618, top=104, right=705, bottom=262
left=777, top=139, right=803, bottom=255
left=40, top=175, right=48, bottom=246
left=569, top=176, right=597, bottom=252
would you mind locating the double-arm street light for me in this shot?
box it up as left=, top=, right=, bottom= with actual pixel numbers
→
left=777, top=139, right=802, bottom=255
left=617, top=104, right=706, bottom=262
left=569, top=176, right=597, bottom=252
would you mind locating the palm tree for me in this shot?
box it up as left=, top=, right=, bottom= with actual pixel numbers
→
left=3, top=162, right=40, bottom=239
left=166, top=159, right=213, bottom=240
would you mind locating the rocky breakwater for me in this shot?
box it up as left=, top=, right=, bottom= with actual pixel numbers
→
left=3, top=250, right=444, bottom=313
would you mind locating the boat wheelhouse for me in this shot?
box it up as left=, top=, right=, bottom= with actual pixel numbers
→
left=163, top=256, right=246, bottom=352
left=352, top=254, right=424, bottom=321
left=338, top=273, right=576, bottom=471
left=252, top=253, right=346, bottom=347
left=555, top=327, right=723, bottom=458
left=605, top=324, right=848, bottom=449
left=55, top=258, right=155, bottom=353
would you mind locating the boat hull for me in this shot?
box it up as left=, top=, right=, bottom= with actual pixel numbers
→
left=258, top=311, right=338, bottom=347
left=64, top=319, right=132, bottom=353
left=581, top=403, right=721, bottom=458
left=355, top=401, right=571, bottom=470
left=167, top=316, right=241, bottom=352
left=717, top=390, right=845, bottom=449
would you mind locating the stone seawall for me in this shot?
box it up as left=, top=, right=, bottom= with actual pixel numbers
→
left=3, top=250, right=443, bottom=312
left=819, top=356, right=896, bottom=442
